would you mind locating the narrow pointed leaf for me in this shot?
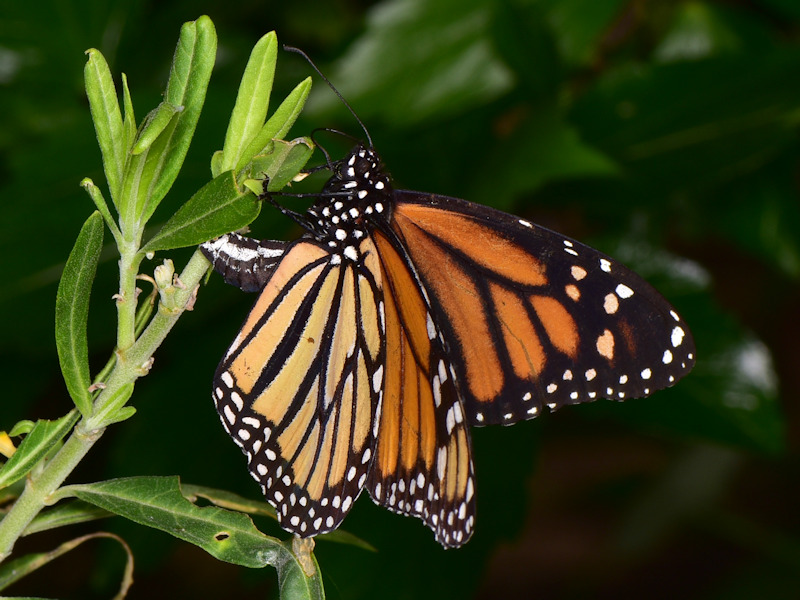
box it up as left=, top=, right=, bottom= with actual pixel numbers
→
left=84, top=49, right=125, bottom=206
left=237, top=77, right=313, bottom=172
left=144, top=16, right=216, bottom=221
left=85, top=383, right=135, bottom=430
left=141, top=171, right=260, bottom=253
left=181, top=483, right=375, bottom=551
left=60, top=476, right=286, bottom=568
left=132, top=101, right=182, bottom=155
left=267, top=77, right=313, bottom=140
left=277, top=540, right=325, bottom=600
left=102, top=406, right=137, bottom=427
left=80, top=178, right=120, bottom=242
left=221, top=31, right=278, bottom=172
left=23, top=500, right=112, bottom=536
left=210, top=149, right=224, bottom=178
left=55, top=211, right=104, bottom=416
left=248, top=137, right=314, bottom=192
left=0, top=411, right=79, bottom=490
left=0, top=533, right=133, bottom=596
left=8, top=421, right=35, bottom=437
left=181, top=483, right=278, bottom=518
left=122, top=16, right=217, bottom=227
left=121, top=73, right=136, bottom=157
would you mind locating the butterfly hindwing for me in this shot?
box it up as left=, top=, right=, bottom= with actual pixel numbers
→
left=212, top=238, right=385, bottom=536
left=390, top=191, right=696, bottom=426
left=366, top=230, right=476, bottom=547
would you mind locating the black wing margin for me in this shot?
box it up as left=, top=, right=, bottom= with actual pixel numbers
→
left=390, top=191, right=696, bottom=427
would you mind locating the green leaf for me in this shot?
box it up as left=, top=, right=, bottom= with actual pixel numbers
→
left=210, top=150, right=224, bottom=178
left=471, top=106, right=618, bottom=209
left=714, top=164, right=800, bottom=279
left=181, top=483, right=277, bottom=519
left=55, top=211, right=104, bottom=416
left=121, top=16, right=217, bottom=227
left=59, top=476, right=287, bottom=568
left=277, top=539, right=325, bottom=600
left=102, top=406, right=137, bottom=426
left=539, top=0, right=628, bottom=66
left=132, top=101, right=183, bottom=155
left=315, top=528, right=377, bottom=552
left=84, top=49, right=125, bottom=206
left=23, top=500, right=112, bottom=536
left=80, top=178, right=121, bottom=243
left=490, top=1, right=561, bottom=100
left=220, top=31, right=278, bottom=173
left=121, top=73, right=136, bottom=157
left=8, top=421, right=35, bottom=437
left=140, top=171, right=260, bottom=253
left=319, top=0, right=513, bottom=125
left=571, top=51, right=800, bottom=192
left=237, top=77, right=313, bottom=173
left=654, top=3, right=745, bottom=63
left=0, top=411, right=79, bottom=490
left=0, top=533, right=133, bottom=596
left=267, top=78, right=313, bottom=141
left=181, top=483, right=375, bottom=551
left=84, top=383, right=135, bottom=430
left=248, top=137, right=315, bottom=192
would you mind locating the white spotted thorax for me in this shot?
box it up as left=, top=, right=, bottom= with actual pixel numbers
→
left=307, top=144, right=392, bottom=263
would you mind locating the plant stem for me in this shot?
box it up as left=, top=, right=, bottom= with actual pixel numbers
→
left=116, top=238, right=142, bottom=353
left=123, top=250, right=208, bottom=374
left=0, top=428, right=100, bottom=562
left=0, top=249, right=210, bottom=564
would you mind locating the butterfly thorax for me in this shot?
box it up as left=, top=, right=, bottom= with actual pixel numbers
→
left=306, top=145, right=393, bottom=259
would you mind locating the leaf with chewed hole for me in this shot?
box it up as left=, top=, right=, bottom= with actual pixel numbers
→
left=57, top=477, right=327, bottom=597
left=57, top=476, right=286, bottom=568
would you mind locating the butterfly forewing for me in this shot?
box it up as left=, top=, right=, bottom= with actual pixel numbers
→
left=367, top=230, right=476, bottom=547
left=213, top=239, right=385, bottom=536
left=391, top=191, right=696, bottom=426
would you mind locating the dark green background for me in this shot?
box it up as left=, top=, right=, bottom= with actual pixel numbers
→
left=2, top=0, right=799, bottom=598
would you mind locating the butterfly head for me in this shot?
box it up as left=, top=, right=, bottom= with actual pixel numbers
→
left=306, top=144, right=393, bottom=253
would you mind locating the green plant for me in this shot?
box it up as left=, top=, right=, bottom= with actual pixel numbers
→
left=0, top=16, right=340, bottom=598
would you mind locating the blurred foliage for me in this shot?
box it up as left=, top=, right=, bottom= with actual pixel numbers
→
left=1, top=0, right=799, bottom=598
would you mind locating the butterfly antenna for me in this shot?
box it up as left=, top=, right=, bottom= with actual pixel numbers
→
left=283, top=45, right=374, bottom=148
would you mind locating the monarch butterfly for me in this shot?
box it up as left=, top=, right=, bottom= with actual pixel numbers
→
left=200, top=65, right=695, bottom=550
